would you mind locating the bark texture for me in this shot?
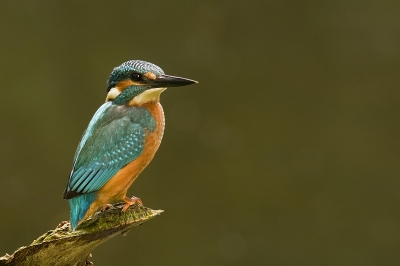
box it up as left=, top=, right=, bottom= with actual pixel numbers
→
left=0, top=203, right=163, bottom=266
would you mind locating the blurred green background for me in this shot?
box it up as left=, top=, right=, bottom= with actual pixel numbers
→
left=1, top=1, right=400, bottom=265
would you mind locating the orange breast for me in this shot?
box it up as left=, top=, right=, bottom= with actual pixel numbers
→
left=83, top=102, right=165, bottom=220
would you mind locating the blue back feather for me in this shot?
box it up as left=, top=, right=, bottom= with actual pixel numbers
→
left=65, top=102, right=156, bottom=198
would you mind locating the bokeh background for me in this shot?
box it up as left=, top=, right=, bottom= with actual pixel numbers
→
left=1, top=1, right=400, bottom=265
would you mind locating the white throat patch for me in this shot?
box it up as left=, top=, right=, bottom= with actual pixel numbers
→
left=105, top=87, right=121, bottom=102
left=129, top=87, right=167, bottom=105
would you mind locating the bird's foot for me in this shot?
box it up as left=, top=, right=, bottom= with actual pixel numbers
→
left=122, top=196, right=143, bottom=212
left=101, top=204, right=113, bottom=212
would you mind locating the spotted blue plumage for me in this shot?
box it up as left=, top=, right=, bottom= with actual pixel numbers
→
left=107, top=60, right=164, bottom=91
left=64, top=101, right=156, bottom=229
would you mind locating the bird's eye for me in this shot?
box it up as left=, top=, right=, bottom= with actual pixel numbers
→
left=130, top=73, right=142, bottom=82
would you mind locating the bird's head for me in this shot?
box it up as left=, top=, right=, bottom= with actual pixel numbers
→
left=106, top=60, right=197, bottom=105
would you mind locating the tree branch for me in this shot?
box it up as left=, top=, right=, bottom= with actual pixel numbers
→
left=0, top=203, right=163, bottom=266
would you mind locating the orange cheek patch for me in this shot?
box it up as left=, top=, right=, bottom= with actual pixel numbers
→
left=116, top=79, right=143, bottom=90
left=144, top=72, right=156, bottom=80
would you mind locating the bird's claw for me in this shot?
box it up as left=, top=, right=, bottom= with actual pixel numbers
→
left=122, top=196, right=143, bottom=212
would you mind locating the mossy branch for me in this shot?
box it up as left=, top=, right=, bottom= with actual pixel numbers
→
left=0, top=203, right=163, bottom=266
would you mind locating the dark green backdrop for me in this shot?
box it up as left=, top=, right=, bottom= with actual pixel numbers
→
left=1, top=1, right=399, bottom=265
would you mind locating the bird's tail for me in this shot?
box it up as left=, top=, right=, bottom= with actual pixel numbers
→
left=68, top=192, right=96, bottom=230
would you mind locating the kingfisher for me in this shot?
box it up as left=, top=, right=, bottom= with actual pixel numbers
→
left=63, top=60, right=197, bottom=230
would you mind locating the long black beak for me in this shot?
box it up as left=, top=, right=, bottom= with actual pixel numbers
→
left=150, top=74, right=198, bottom=88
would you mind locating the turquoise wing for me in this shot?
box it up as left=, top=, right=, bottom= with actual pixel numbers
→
left=64, top=102, right=154, bottom=199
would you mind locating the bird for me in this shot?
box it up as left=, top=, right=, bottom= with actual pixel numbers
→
left=63, top=60, right=197, bottom=230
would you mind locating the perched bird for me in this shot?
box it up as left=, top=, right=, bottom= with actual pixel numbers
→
left=63, top=60, right=197, bottom=230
